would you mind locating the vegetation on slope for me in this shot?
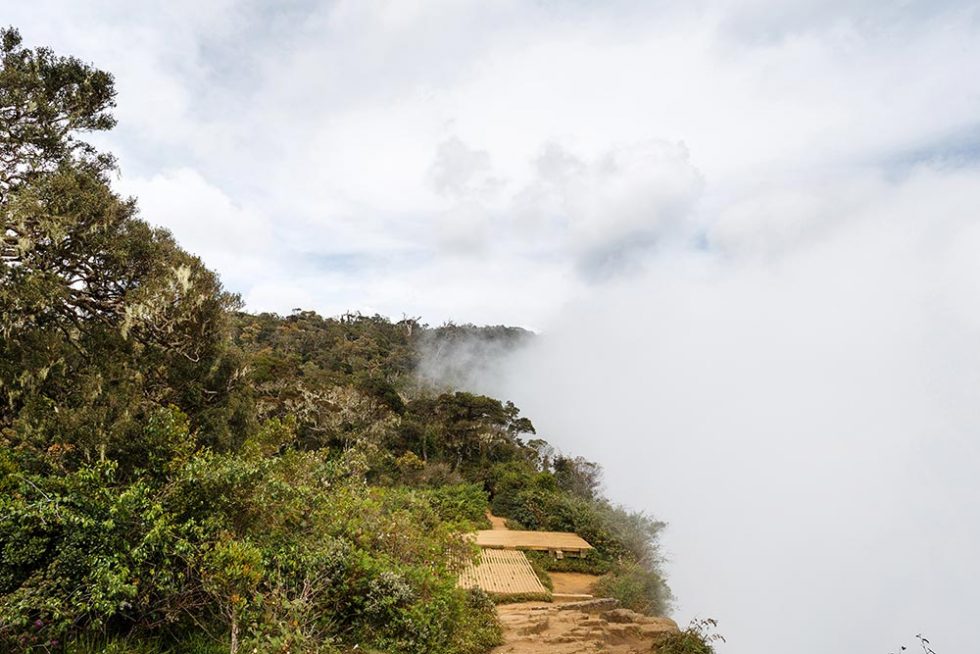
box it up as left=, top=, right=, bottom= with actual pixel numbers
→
left=0, top=27, right=671, bottom=653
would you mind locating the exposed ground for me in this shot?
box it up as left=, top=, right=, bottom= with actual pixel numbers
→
left=550, top=572, right=599, bottom=597
left=489, top=513, right=509, bottom=530
left=493, top=600, right=679, bottom=654
left=479, top=515, right=680, bottom=653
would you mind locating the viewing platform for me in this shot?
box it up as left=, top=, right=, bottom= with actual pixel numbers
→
left=474, top=529, right=593, bottom=557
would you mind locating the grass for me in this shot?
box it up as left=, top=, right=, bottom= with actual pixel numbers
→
left=64, top=632, right=225, bottom=654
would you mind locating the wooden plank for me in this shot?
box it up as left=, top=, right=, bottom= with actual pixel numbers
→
left=474, top=530, right=593, bottom=553
left=457, top=549, right=548, bottom=596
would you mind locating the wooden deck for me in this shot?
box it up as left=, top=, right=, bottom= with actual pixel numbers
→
left=457, top=549, right=549, bottom=597
left=474, top=529, right=593, bottom=554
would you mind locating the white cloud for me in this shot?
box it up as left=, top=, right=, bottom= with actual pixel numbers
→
left=476, top=163, right=980, bottom=653
left=116, top=168, right=276, bottom=291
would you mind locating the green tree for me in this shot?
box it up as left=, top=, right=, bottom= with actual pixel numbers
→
left=410, top=392, right=535, bottom=471
left=0, top=27, right=248, bottom=470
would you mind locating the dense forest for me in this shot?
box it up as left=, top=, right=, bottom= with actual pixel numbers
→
left=0, top=29, right=673, bottom=654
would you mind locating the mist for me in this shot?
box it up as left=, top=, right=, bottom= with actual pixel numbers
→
left=460, top=165, right=980, bottom=653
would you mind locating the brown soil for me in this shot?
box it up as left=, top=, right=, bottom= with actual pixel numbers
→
left=488, top=513, right=509, bottom=530
left=549, top=572, right=599, bottom=596
left=492, top=601, right=679, bottom=654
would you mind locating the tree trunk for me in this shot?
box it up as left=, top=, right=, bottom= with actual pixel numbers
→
left=229, top=612, right=239, bottom=654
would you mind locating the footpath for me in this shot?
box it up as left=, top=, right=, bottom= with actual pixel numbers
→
left=477, top=515, right=680, bottom=654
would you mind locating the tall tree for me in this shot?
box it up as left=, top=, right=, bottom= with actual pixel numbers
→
left=0, top=27, right=247, bottom=470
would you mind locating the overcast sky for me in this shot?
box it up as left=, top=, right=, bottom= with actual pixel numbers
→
left=9, top=0, right=980, bottom=327
left=10, top=2, right=980, bottom=652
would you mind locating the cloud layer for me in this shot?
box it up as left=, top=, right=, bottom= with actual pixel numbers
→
left=10, top=0, right=980, bottom=325
left=479, top=164, right=980, bottom=652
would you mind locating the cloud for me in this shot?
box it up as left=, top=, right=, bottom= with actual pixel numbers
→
left=11, top=0, right=980, bottom=325
left=116, top=168, right=276, bottom=292
left=475, top=162, right=980, bottom=653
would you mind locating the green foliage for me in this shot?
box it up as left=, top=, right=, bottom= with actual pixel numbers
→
left=592, top=562, right=672, bottom=616
left=0, top=27, right=248, bottom=468
left=455, top=589, right=504, bottom=654
left=420, top=483, right=492, bottom=529
left=525, top=550, right=611, bottom=575
left=525, top=554, right=554, bottom=591
left=65, top=632, right=225, bottom=654
left=657, top=618, right=725, bottom=654
left=553, top=455, right=602, bottom=500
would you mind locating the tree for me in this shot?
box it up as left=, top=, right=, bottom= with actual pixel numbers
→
left=413, top=392, right=535, bottom=471
left=0, top=27, right=246, bottom=469
left=0, top=27, right=115, bottom=202
left=553, top=455, right=603, bottom=500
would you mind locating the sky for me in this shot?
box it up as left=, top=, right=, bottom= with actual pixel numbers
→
left=9, top=1, right=980, bottom=652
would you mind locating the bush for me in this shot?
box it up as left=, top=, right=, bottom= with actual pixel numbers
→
left=452, top=589, right=504, bottom=654
left=0, top=433, right=500, bottom=654
left=657, top=618, right=725, bottom=654
left=421, top=483, right=492, bottom=529
left=592, top=563, right=672, bottom=616
left=526, top=550, right=612, bottom=575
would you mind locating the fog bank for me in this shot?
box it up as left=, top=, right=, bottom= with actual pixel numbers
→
left=474, top=166, right=980, bottom=653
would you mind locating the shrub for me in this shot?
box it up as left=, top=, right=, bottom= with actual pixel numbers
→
left=657, top=618, right=725, bottom=654
left=592, top=562, right=672, bottom=616
left=421, top=483, right=492, bottom=529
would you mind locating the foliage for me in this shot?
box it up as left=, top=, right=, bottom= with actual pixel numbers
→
left=592, top=562, right=672, bottom=616
left=0, top=411, right=497, bottom=653
left=0, top=26, right=249, bottom=468
left=553, top=455, right=603, bottom=500
left=64, top=632, right=225, bottom=654
left=525, top=555, right=554, bottom=592
left=890, top=633, right=940, bottom=654
left=656, top=618, right=725, bottom=654
left=420, top=483, right=492, bottom=530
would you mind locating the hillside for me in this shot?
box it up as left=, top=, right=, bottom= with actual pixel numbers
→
left=0, top=28, right=705, bottom=654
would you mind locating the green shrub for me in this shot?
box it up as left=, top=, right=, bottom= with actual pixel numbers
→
left=525, top=553, right=554, bottom=591
left=64, top=632, right=226, bottom=654
left=421, top=483, right=492, bottom=529
left=451, top=589, right=504, bottom=654
left=657, top=618, right=725, bottom=654
left=526, top=550, right=612, bottom=575
left=592, top=562, right=672, bottom=616
left=0, top=440, right=500, bottom=654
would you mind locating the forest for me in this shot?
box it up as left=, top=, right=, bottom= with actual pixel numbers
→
left=0, top=28, right=675, bottom=654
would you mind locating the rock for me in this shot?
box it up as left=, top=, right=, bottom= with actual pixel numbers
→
left=516, top=616, right=550, bottom=635
left=602, top=608, right=646, bottom=624
left=640, top=617, right=679, bottom=634
left=556, top=597, right=619, bottom=613
left=494, top=599, right=678, bottom=654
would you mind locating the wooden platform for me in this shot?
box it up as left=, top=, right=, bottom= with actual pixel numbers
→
left=474, top=529, right=593, bottom=554
left=457, top=549, right=549, bottom=597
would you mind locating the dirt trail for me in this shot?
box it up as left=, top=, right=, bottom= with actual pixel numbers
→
left=549, top=572, right=598, bottom=597
left=483, top=515, right=679, bottom=652
left=493, top=601, right=679, bottom=654
left=488, top=513, right=509, bottom=530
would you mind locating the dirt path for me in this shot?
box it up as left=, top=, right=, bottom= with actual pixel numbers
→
left=482, top=515, right=678, bottom=652
left=492, top=601, right=679, bottom=654
left=488, top=513, right=509, bottom=530
left=549, top=572, right=598, bottom=596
